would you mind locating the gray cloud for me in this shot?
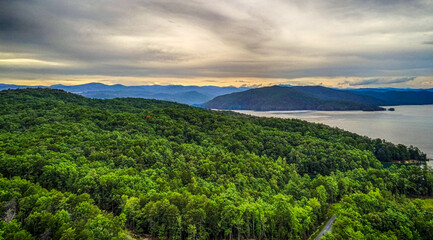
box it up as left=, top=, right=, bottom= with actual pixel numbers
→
left=0, top=0, right=433, bottom=86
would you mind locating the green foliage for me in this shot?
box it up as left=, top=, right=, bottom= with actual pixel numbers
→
left=324, top=190, right=433, bottom=240
left=0, top=177, right=125, bottom=239
left=0, top=89, right=431, bottom=239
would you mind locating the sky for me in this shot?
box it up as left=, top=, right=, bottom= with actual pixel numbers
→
left=1, top=0, right=433, bottom=88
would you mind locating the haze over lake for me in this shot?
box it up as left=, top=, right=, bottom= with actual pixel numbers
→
left=236, top=105, right=433, bottom=166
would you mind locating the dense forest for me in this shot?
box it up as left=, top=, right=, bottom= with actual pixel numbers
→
left=0, top=88, right=432, bottom=240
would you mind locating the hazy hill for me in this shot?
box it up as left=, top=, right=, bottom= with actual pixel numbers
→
left=350, top=90, right=433, bottom=105
left=0, top=84, right=43, bottom=90
left=347, top=87, right=433, bottom=92
left=205, top=86, right=385, bottom=111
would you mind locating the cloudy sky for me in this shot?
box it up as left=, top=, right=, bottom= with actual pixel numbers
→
left=1, top=0, right=433, bottom=88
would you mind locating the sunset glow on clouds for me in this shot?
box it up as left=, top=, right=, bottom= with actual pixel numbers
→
left=1, top=0, right=433, bottom=87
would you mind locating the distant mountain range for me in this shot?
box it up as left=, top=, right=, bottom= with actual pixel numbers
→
left=0, top=83, right=249, bottom=105
left=2, top=83, right=433, bottom=110
left=204, top=86, right=433, bottom=111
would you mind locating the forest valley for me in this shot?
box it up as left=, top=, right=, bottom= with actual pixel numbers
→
left=0, top=88, right=432, bottom=240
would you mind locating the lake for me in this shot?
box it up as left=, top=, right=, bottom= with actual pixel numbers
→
left=235, top=105, right=433, bottom=166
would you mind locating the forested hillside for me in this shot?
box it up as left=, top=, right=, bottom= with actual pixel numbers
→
left=1, top=88, right=432, bottom=240
left=204, top=86, right=385, bottom=111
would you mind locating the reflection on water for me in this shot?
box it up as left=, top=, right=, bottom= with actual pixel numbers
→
left=235, top=105, right=433, bottom=166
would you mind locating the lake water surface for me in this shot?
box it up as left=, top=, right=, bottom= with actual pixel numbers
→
left=235, top=105, right=433, bottom=166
